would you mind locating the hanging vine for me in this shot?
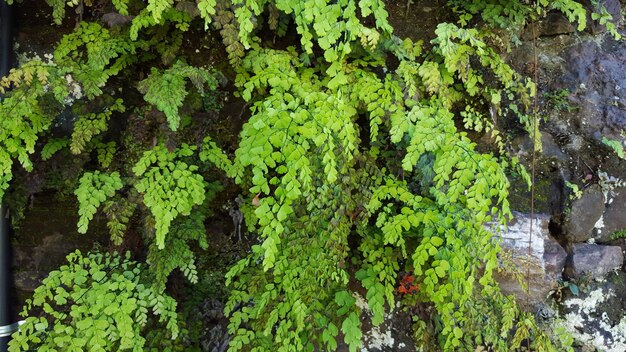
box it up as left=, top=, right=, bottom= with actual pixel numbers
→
left=0, top=0, right=600, bottom=350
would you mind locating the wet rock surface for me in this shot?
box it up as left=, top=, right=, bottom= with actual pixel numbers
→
left=11, top=193, right=108, bottom=306
left=197, top=299, right=229, bottom=352
left=523, top=12, right=575, bottom=39
left=562, top=38, right=626, bottom=143
left=558, top=272, right=626, bottom=352
left=493, top=213, right=567, bottom=309
left=563, top=185, right=606, bottom=242
left=508, top=10, right=626, bottom=348
left=599, top=187, right=626, bottom=240
left=566, top=243, right=624, bottom=279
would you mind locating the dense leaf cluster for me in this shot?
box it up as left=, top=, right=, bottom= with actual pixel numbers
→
left=8, top=251, right=179, bottom=351
left=0, top=0, right=600, bottom=350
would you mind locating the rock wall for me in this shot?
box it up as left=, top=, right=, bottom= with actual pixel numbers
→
left=6, top=1, right=626, bottom=351
left=496, top=2, right=626, bottom=350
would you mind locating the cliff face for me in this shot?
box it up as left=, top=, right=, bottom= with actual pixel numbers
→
left=6, top=1, right=626, bottom=351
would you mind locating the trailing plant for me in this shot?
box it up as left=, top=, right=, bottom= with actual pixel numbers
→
left=8, top=250, right=180, bottom=352
left=450, top=0, right=586, bottom=31
left=75, top=170, right=124, bottom=234
left=0, top=58, right=66, bottom=200
left=41, top=138, right=70, bottom=160
left=565, top=181, right=583, bottom=200
left=132, top=144, right=207, bottom=248
left=146, top=203, right=213, bottom=293
left=137, top=61, right=219, bottom=131
left=591, top=0, right=622, bottom=40
left=602, top=136, right=625, bottom=159
left=2, top=0, right=600, bottom=351
left=102, top=196, right=137, bottom=245
left=70, top=98, right=125, bottom=154
left=544, top=88, right=578, bottom=112
left=610, top=228, right=626, bottom=239
left=220, top=2, right=581, bottom=351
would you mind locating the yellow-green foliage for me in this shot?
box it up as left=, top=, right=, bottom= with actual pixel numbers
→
left=132, top=144, right=207, bottom=249
left=75, top=171, right=124, bottom=234
left=137, top=61, right=219, bottom=131
left=71, top=98, right=125, bottom=154
left=2, top=0, right=599, bottom=351
left=8, top=250, right=179, bottom=351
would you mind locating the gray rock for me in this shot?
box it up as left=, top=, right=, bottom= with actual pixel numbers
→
left=13, top=270, right=47, bottom=292
left=101, top=13, right=133, bottom=28
left=563, top=185, right=606, bottom=242
left=523, top=12, right=575, bottom=40
left=566, top=243, right=623, bottom=279
left=492, top=212, right=567, bottom=309
left=562, top=38, right=626, bottom=144
left=558, top=272, right=626, bottom=351
left=513, top=132, right=568, bottom=162
left=198, top=299, right=229, bottom=352
left=598, top=187, right=626, bottom=241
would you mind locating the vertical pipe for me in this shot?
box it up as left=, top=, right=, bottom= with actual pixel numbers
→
left=0, top=1, right=10, bottom=73
left=0, top=206, right=18, bottom=352
left=0, top=2, right=18, bottom=351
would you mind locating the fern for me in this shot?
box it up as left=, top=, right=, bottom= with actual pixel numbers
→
left=146, top=207, right=209, bottom=293
left=199, top=136, right=236, bottom=176
left=75, top=171, right=124, bottom=234
left=71, top=99, right=125, bottom=154
left=46, top=0, right=74, bottom=25
left=197, top=0, right=217, bottom=29
left=112, top=0, right=130, bottom=15
left=132, top=144, right=207, bottom=248
left=137, top=61, right=218, bottom=131
left=130, top=8, right=192, bottom=41
left=8, top=250, right=179, bottom=351
left=550, top=0, right=587, bottom=31
left=41, top=138, right=70, bottom=160
left=0, top=60, right=66, bottom=200
left=96, top=141, right=117, bottom=168
left=232, top=0, right=392, bottom=61
left=450, top=0, right=586, bottom=31
left=147, top=0, right=174, bottom=22
left=54, top=22, right=138, bottom=99
left=211, top=0, right=247, bottom=66
left=591, top=0, right=622, bottom=40
left=5, top=0, right=596, bottom=350
left=103, top=197, right=137, bottom=245
left=220, top=0, right=585, bottom=349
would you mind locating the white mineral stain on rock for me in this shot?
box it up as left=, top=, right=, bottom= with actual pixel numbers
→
left=594, top=215, right=605, bottom=235
left=559, top=288, right=626, bottom=351
left=361, top=326, right=395, bottom=351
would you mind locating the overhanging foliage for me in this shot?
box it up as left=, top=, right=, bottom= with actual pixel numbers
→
left=1, top=0, right=597, bottom=350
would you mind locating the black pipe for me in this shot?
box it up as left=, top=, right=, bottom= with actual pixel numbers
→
left=0, top=2, right=19, bottom=351
left=0, top=1, right=11, bottom=74
left=0, top=206, right=18, bottom=352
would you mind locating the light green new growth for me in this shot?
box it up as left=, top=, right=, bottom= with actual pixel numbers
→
left=602, top=137, right=625, bottom=159
left=75, top=171, right=124, bottom=234
left=71, top=99, right=125, bottom=154
left=41, top=138, right=70, bottom=160
left=132, top=144, right=207, bottom=248
left=96, top=141, right=117, bottom=168
left=138, top=61, right=219, bottom=131
left=2, top=0, right=600, bottom=350
left=8, top=250, right=179, bottom=352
